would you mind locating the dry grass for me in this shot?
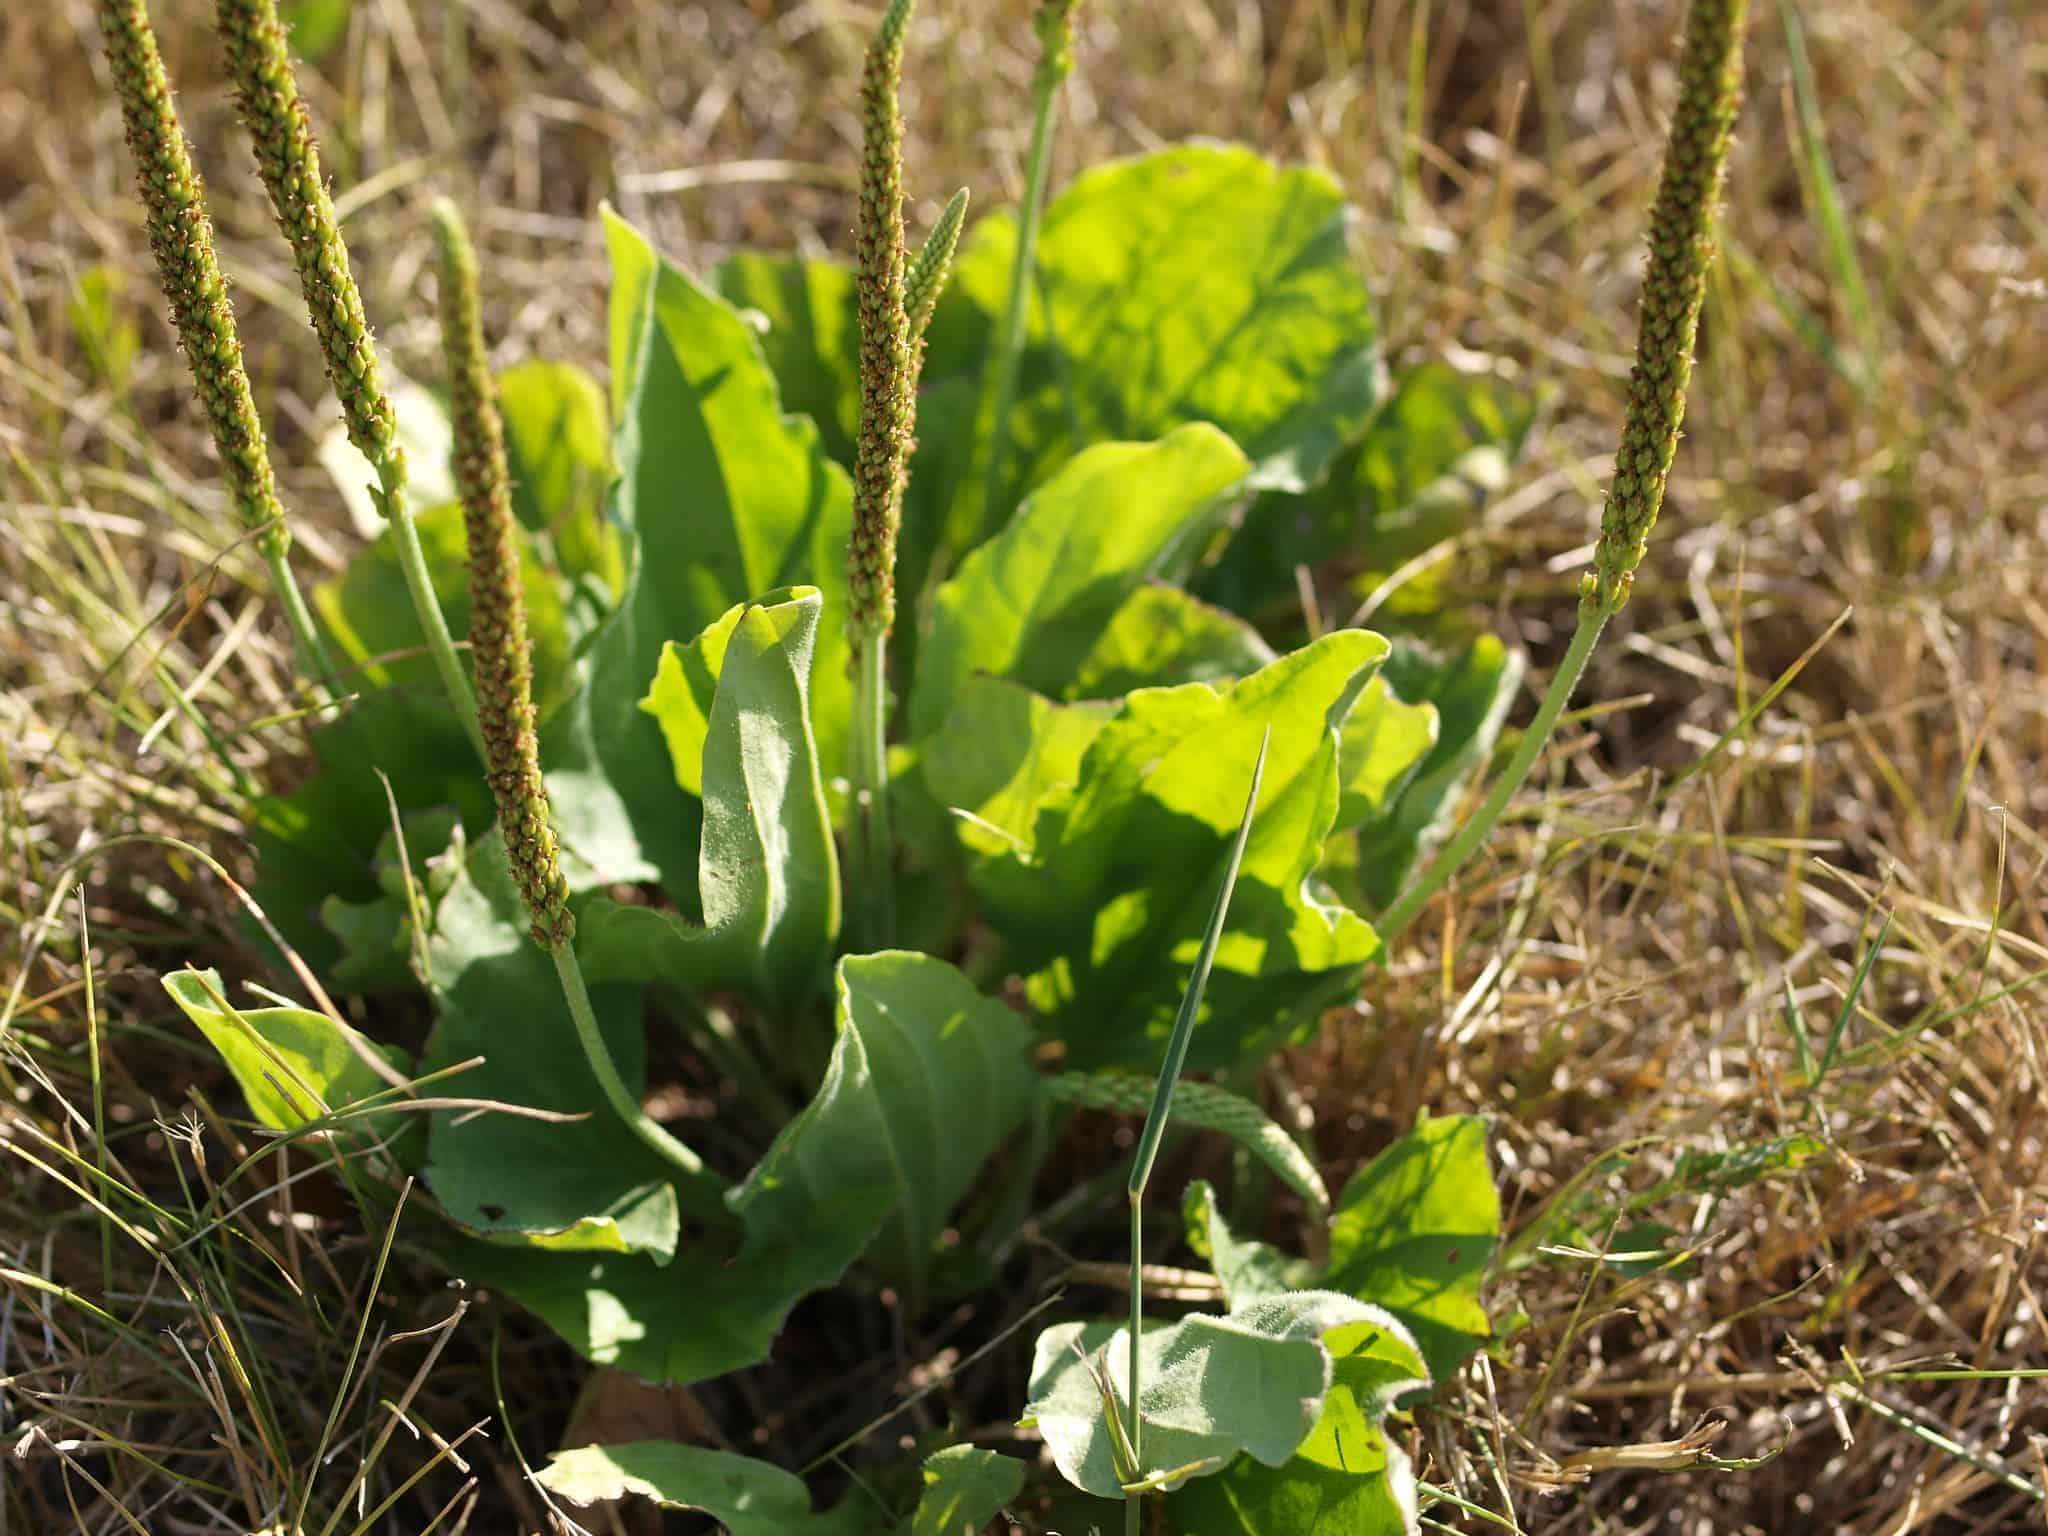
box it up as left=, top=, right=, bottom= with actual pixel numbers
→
left=5, top=0, right=2047, bottom=1532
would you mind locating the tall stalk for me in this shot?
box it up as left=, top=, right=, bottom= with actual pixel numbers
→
left=431, top=200, right=726, bottom=1220
left=1121, top=732, right=1267, bottom=1534
left=1379, top=0, right=1751, bottom=942
left=94, top=0, right=340, bottom=699
left=980, top=0, right=1080, bottom=536
left=214, top=0, right=484, bottom=759
left=844, top=0, right=919, bottom=947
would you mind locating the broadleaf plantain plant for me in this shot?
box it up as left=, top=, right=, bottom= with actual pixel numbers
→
left=110, top=0, right=1749, bottom=1527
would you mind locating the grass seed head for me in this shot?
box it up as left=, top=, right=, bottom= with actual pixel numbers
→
left=432, top=199, right=572, bottom=951
left=1584, top=0, right=1750, bottom=617
left=846, top=0, right=916, bottom=646
left=95, top=0, right=290, bottom=561
left=215, top=0, right=403, bottom=491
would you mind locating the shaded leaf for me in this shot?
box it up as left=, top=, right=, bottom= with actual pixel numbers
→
left=904, top=1445, right=1026, bottom=1536
left=1068, top=583, right=1276, bottom=700
left=417, top=833, right=687, bottom=1260
left=1324, top=1116, right=1498, bottom=1383
left=447, top=954, right=1034, bottom=1380
left=1183, top=1179, right=1318, bottom=1308
left=919, top=677, right=1113, bottom=859
left=536, top=1442, right=863, bottom=1536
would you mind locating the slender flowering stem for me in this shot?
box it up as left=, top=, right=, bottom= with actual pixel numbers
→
left=215, top=0, right=483, bottom=759
left=94, top=0, right=339, bottom=696
left=1122, top=732, right=1267, bottom=1532
left=432, top=201, right=726, bottom=1217
left=844, top=0, right=917, bottom=947
left=981, top=0, right=1079, bottom=538
left=1378, top=0, right=1749, bottom=942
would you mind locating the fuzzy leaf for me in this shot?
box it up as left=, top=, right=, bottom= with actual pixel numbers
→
left=910, top=426, right=1251, bottom=736
left=582, top=588, right=839, bottom=1010
left=1024, top=1292, right=1408, bottom=1499
left=945, top=144, right=1381, bottom=532
left=970, top=632, right=1390, bottom=1071
left=1324, top=1115, right=1499, bottom=1383
left=1183, top=1180, right=1318, bottom=1308
left=445, top=954, right=1034, bottom=1380
left=904, top=1446, right=1027, bottom=1536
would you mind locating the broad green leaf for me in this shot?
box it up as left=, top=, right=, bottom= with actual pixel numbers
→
left=161, top=969, right=414, bottom=1158
left=1068, top=583, right=1276, bottom=700
left=973, top=632, right=1388, bottom=1070
left=446, top=954, right=1034, bottom=1380
left=1183, top=1180, right=1318, bottom=1308
left=314, top=498, right=574, bottom=721
left=1166, top=1314, right=1428, bottom=1535
left=904, top=1445, right=1027, bottom=1536
left=1023, top=1291, right=1397, bottom=1499
left=920, top=677, right=1113, bottom=859
left=1324, top=1115, right=1498, bottom=1383
left=497, top=359, right=622, bottom=594
left=945, top=143, right=1381, bottom=531
left=1352, top=637, right=1523, bottom=910
left=1334, top=675, right=1439, bottom=834
left=417, top=833, right=687, bottom=1260
left=584, top=588, right=839, bottom=1010
left=910, top=426, right=1251, bottom=737
left=535, top=1442, right=863, bottom=1536
left=716, top=253, right=861, bottom=468
left=543, top=211, right=853, bottom=896
left=1206, top=360, right=1535, bottom=620
left=317, top=375, right=456, bottom=539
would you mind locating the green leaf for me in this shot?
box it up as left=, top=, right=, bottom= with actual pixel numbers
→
left=446, top=954, right=1034, bottom=1380
left=417, top=833, right=687, bottom=1260
left=584, top=588, right=840, bottom=1010
left=496, top=359, right=622, bottom=594
left=1068, top=583, right=1276, bottom=700
left=910, top=426, right=1252, bottom=737
left=1184, top=1180, right=1318, bottom=1307
left=1324, top=1115, right=1499, bottom=1383
left=1333, top=676, right=1439, bottom=834
left=920, top=677, right=1114, bottom=859
left=945, top=143, right=1381, bottom=531
left=161, top=969, right=414, bottom=1158
left=1352, top=636, right=1523, bottom=910
left=904, top=1445, right=1026, bottom=1536
left=1206, top=359, right=1535, bottom=620
left=535, top=1442, right=864, bottom=1536
left=972, top=632, right=1388, bottom=1071
left=1024, top=1292, right=1407, bottom=1499
left=543, top=211, right=853, bottom=896
left=320, top=810, right=466, bottom=992
left=715, top=253, right=861, bottom=469
left=1166, top=1312, right=1427, bottom=1534
left=281, top=0, right=352, bottom=60
left=66, top=264, right=139, bottom=391
left=314, top=498, right=575, bottom=721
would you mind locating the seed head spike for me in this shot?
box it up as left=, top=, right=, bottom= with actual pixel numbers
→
left=96, top=0, right=290, bottom=560
left=215, top=0, right=404, bottom=495
left=1583, top=0, right=1749, bottom=616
